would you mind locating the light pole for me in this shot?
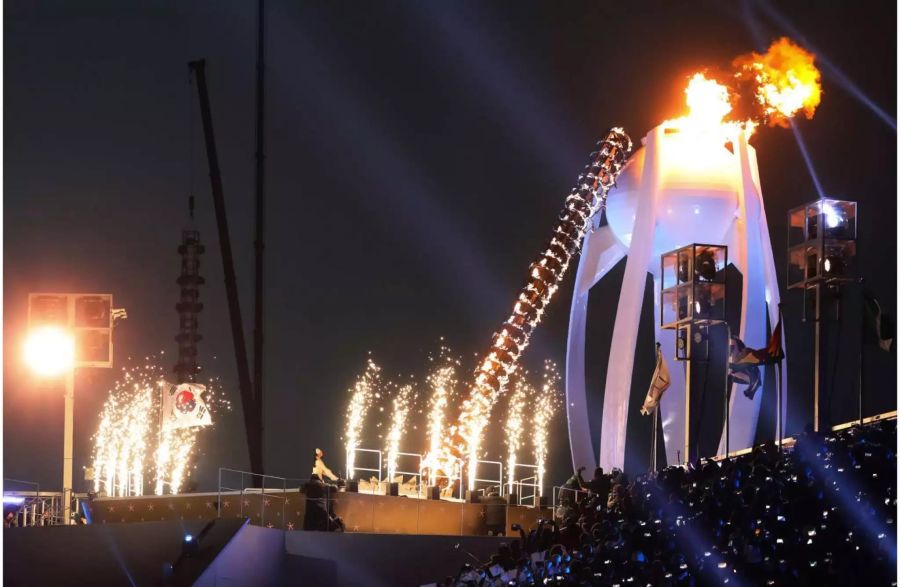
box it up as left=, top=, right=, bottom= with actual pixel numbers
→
left=787, top=199, right=857, bottom=431
left=660, top=243, right=728, bottom=464
left=25, top=293, right=116, bottom=524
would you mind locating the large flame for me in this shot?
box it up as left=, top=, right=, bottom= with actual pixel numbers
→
left=664, top=38, right=821, bottom=142
left=734, top=37, right=822, bottom=127
left=664, top=73, right=755, bottom=142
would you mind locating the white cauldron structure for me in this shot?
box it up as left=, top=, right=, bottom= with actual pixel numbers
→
left=566, top=122, right=785, bottom=471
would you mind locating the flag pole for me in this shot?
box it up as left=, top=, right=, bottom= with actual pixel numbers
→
left=858, top=279, right=865, bottom=427
left=651, top=406, right=658, bottom=474
left=776, top=363, right=783, bottom=452
left=776, top=303, right=784, bottom=452
left=158, top=382, right=165, bottom=494
left=724, top=322, right=731, bottom=459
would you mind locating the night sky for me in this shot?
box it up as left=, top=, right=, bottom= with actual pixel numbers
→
left=4, top=0, right=896, bottom=493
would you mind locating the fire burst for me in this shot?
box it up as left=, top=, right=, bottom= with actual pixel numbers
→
left=734, top=37, right=822, bottom=127
left=344, top=358, right=380, bottom=480
left=384, top=384, right=416, bottom=482
left=503, top=376, right=530, bottom=495
left=665, top=38, right=821, bottom=144
left=531, top=361, right=561, bottom=497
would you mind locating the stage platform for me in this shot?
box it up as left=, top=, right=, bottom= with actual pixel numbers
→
left=86, top=489, right=553, bottom=537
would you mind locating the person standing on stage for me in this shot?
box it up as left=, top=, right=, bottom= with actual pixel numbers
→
left=312, top=448, right=339, bottom=482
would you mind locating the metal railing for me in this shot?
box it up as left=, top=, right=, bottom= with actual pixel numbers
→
left=346, top=448, right=382, bottom=493
left=471, top=459, right=504, bottom=498
left=508, top=463, right=539, bottom=498
left=4, top=479, right=68, bottom=527
left=217, top=468, right=300, bottom=527
left=551, top=485, right=592, bottom=523
left=513, top=475, right=540, bottom=507
left=392, top=452, right=423, bottom=497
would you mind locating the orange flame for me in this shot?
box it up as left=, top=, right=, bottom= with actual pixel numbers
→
left=734, top=37, right=822, bottom=127
left=664, top=73, right=755, bottom=142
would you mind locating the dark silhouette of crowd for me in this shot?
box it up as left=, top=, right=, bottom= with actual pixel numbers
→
left=443, top=420, right=896, bottom=585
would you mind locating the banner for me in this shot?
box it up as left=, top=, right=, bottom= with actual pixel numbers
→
left=640, top=344, right=671, bottom=415
left=162, top=382, right=212, bottom=430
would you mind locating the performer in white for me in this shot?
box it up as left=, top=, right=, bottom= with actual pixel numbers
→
left=312, top=448, right=339, bottom=482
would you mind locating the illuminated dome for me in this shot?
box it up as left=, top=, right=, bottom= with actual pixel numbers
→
left=604, top=131, right=743, bottom=255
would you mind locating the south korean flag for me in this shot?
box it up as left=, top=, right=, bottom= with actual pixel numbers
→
left=162, top=382, right=213, bottom=429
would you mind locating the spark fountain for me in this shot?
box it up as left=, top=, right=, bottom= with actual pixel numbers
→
left=531, top=361, right=562, bottom=496
left=344, top=358, right=380, bottom=480
left=384, top=384, right=416, bottom=482
left=503, top=376, right=530, bottom=495
left=421, top=350, right=460, bottom=489
left=92, top=361, right=163, bottom=497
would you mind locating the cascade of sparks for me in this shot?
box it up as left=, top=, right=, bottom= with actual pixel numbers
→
left=91, top=356, right=229, bottom=497
left=420, top=347, right=460, bottom=488
left=154, top=425, right=200, bottom=495
left=531, top=361, right=562, bottom=497
left=342, top=348, right=563, bottom=498
left=92, top=361, right=162, bottom=497
left=344, top=358, right=380, bottom=480
left=503, top=375, right=530, bottom=495
left=384, top=384, right=416, bottom=482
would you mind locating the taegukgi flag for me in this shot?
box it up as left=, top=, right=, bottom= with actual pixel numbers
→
left=162, top=382, right=212, bottom=429
left=640, top=343, right=671, bottom=416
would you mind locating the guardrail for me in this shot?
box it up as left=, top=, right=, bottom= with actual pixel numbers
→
left=217, top=468, right=304, bottom=527
left=471, top=460, right=504, bottom=497
left=346, top=448, right=383, bottom=492
left=508, top=463, right=539, bottom=497
left=551, top=485, right=592, bottom=523
left=4, top=479, right=68, bottom=526
left=393, top=452, right=423, bottom=497
left=513, top=475, right=540, bottom=507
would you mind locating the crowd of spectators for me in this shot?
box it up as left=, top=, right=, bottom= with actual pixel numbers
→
left=442, top=420, right=896, bottom=585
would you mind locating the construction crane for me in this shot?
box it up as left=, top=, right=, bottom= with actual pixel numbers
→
left=188, top=59, right=263, bottom=475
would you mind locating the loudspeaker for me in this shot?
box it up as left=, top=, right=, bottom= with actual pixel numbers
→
left=505, top=489, right=519, bottom=506
left=465, top=490, right=480, bottom=504
left=345, top=480, right=359, bottom=493
left=384, top=482, right=399, bottom=497
left=427, top=486, right=441, bottom=500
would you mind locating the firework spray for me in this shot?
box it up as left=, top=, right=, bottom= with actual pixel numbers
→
left=504, top=375, right=530, bottom=495
left=420, top=347, right=460, bottom=489
left=532, top=361, right=562, bottom=497
left=344, top=359, right=380, bottom=480
left=384, top=384, right=416, bottom=483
